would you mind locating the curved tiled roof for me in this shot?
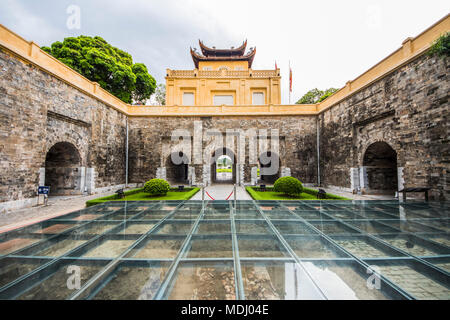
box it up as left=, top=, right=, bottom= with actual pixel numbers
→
left=198, top=40, right=247, bottom=57
left=190, top=45, right=256, bottom=68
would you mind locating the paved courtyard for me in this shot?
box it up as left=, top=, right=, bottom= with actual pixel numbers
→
left=191, top=184, right=252, bottom=200
left=0, top=191, right=120, bottom=233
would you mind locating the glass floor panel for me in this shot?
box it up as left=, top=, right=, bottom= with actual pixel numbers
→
left=16, top=259, right=109, bottom=300
left=0, top=238, right=41, bottom=256
left=92, top=261, right=170, bottom=300
left=376, top=235, right=449, bottom=256
left=301, top=260, right=400, bottom=300
left=368, top=260, right=450, bottom=300
left=271, top=221, right=316, bottom=235
left=0, top=257, right=51, bottom=288
left=82, top=240, right=136, bottom=258
left=166, top=262, right=236, bottom=300
left=129, top=237, right=185, bottom=259
left=0, top=200, right=448, bottom=300
left=240, top=261, right=323, bottom=299
left=237, top=236, right=290, bottom=258
left=185, top=236, right=233, bottom=258
left=116, top=222, right=157, bottom=235
left=285, top=236, right=348, bottom=258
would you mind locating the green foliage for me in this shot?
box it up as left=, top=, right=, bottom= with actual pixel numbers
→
left=296, top=88, right=323, bottom=104
left=317, top=88, right=338, bottom=102
left=428, top=32, right=450, bottom=58
left=245, top=186, right=350, bottom=201
left=273, top=176, right=303, bottom=196
left=132, top=63, right=156, bottom=104
left=42, top=36, right=156, bottom=104
left=85, top=187, right=200, bottom=206
left=296, top=88, right=338, bottom=104
left=143, top=179, right=171, bottom=196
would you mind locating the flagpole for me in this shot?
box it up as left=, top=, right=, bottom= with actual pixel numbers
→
left=289, top=60, right=291, bottom=104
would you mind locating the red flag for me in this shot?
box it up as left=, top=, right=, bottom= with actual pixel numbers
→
left=275, top=61, right=278, bottom=70
left=289, top=67, right=292, bottom=92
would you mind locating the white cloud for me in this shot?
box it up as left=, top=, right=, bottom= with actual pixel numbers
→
left=0, top=0, right=448, bottom=103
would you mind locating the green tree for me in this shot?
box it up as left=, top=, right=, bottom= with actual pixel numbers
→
left=296, top=88, right=338, bottom=104
left=42, top=36, right=156, bottom=104
left=154, top=84, right=166, bottom=106
left=317, top=88, right=338, bottom=102
left=133, top=63, right=156, bottom=104
left=296, top=88, right=323, bottom=104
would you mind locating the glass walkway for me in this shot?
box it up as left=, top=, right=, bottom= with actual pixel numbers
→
left=0, top=200, right=448, bottom=300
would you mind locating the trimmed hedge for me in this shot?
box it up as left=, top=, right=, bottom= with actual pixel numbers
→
left=86, top=187, right=200, bottom=207
left=144, top=179, right=170, bottom=196
left=246, top=186, right=350, bottom=200
left=86, top=188, right=144, bottom=207
left=273, top=177, right=303, bottom=196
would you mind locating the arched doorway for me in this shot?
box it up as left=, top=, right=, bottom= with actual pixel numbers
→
left=211, top=148, right=236, bottom=184
left=45, top=142, right=82, bottom=195
left=259, top=151, right=280, bottom=184
left=166, top=151, right=189, bottom=184
left=363, top=142, right=398, bottom=195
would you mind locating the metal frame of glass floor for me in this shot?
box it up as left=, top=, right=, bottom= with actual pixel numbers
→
left=0, top=200, right=449, bottom=300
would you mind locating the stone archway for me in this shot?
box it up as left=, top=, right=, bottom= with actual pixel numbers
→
left=211, top=148, right=236, bottom=184
left=362, top=141, right=398, bottom=195
left=45, top=142, right=82, bottom=195
left=166, top=151, right=189, bottom=184
left=258, top=151, right=280, bottom=184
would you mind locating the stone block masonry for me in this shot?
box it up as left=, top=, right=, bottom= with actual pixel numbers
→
left=127, top=115, right=318, bottom=186
left=0, top=48, right=127, bottom=211
left=0, top=16, right=449, bottom=211
left=319, top=54, right=449, bottom=200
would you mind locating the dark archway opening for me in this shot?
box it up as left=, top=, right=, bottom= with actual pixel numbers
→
left=45, top=142, right=81, bottom=195
left=259, top=151, right=280, bottom=184
left=363, top=142, right=398, bottom=195
left=211, top=148, right=236, bottom=184
left=166, top=151, right=189, bottom=184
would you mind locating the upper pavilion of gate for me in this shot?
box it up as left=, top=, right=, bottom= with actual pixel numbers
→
left=165, top=40, right=281, bottom=106
left=190, top=40, right=256, bottom=69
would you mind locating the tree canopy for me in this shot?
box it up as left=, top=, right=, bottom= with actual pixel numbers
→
left=296, top=88, right=338, bottom=104
left=42, top=36, right=156, bottom=104
left=428, top=32, right=450, bottom=58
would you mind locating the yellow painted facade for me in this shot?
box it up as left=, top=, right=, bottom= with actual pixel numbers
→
left=165, top=65, right=282, bottom=106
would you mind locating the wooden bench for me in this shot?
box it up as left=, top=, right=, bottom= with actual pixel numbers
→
left=398, top=187, right=431, bottom=201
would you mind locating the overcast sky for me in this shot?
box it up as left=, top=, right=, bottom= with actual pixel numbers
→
left=1, top=0, right=448, bottom=104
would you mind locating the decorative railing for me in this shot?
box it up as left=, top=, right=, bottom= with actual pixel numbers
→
left=167, top=69, right=280, bottom=78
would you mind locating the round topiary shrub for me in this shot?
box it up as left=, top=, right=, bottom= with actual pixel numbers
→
left=144, top=179, right=170, bottom=196
left=273, top=176, right=303, bottom=196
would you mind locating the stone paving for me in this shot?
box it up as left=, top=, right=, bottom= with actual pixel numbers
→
left=190, top=184, right=252, bottom=200
left=377, top=265, right=449, bottom=300
left=0, top=191, right=123, bottom=233
left=381, top=239, right=437, bottom=256
left=333, top=239, right=391, bottom=258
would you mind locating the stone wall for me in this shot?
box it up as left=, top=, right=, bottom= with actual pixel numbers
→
left=128, top=116, right=318, bottom=186
left=1, top=37, right=449, bottom=210
left=319, top=54, right=449, bottom=200
left=0, top=48, right=127, bottom=209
